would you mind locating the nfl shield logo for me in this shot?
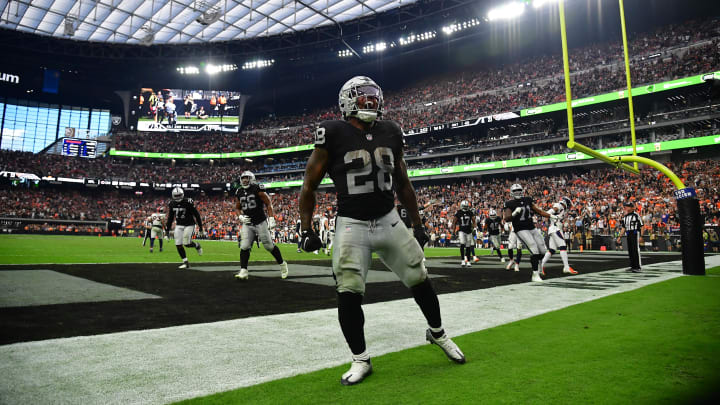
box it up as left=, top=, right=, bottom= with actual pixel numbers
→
left=366, top=134, right=373, bottom=141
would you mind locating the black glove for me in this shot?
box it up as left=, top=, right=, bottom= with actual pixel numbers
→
left=300, top=229, right=322, bottom=252
left=413, top=224, right=429, bottom=248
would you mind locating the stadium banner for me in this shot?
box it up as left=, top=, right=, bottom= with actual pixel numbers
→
left=521, top=71, right=720, bottom=117
left=259, top=134, right=720, bottom=188
left=404, top=111, right=521, bottom=136
left=109, top=144, right=314, bottom=159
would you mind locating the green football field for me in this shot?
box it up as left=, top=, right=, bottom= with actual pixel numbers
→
left=2, top=235, right=719, bottom=404
left=0, top=234, right=464, bottom=264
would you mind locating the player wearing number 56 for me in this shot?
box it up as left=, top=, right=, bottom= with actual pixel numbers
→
left=299, top=76, right=465, bottom=386
left=233, top=171, right=289, bottom=281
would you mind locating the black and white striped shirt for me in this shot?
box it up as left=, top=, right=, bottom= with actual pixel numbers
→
left=622, top=212, right=643, bottom=233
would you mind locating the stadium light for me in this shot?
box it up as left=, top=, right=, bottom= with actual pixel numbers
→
left=441, top=18, right=480, bottom=35
left=205, top=63, right=238, bottom=74
left=399, top=31, right=436, bottom=46
left=177, top=66, right=201, bottom=74
left=242, top=59, right=275, bottom=70
left=487, top=2, right=526, bottom=21
left=337, top=49, right=353, bottom=58
left=362, top=42, right=387, bottom=54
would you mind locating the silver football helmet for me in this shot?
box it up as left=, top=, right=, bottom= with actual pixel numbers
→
left=489, top=209, right=497, bottom=218
left=460, top=200, right=469, bottom=210
left=510, top=183, right=524, bottom=199
left=560, top=196, right=572, bottom=209
left=240, top=171, right=256, bottom=189
left=338, top=76, right=384, bottom=123
left=171, top=187, right=184, bottom=202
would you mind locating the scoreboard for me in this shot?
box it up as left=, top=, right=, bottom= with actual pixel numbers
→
left=62, top=138, right=97, bottom=158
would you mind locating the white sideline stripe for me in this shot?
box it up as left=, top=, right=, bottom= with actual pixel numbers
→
left=0, top=260, right=697, bottom=405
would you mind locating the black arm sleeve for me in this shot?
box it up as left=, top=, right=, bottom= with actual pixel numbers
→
left=192, top=206, right=203, bottom=231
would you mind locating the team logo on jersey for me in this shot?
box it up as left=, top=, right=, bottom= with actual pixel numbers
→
left=366, top=134, right=373, bottom=141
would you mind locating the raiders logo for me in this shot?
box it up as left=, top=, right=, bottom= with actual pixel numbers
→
left=366, top=134, right=373, bottom=141
left=111, top=116, right=122, bottom=126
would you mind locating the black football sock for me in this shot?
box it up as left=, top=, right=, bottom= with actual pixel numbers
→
left=159, top=238, right=163, bottom=249
left=185, top=241, right=197, bottom=249
left=176, top=245, right=186, bottom=260
left=531, top=254, right=542, bottom=271
left=338, top=292, right=366, bottom=355
left=516, top=249, right=523, bottom=264
left=270, top=246, right=284, bottom=264
left=459, top=245, right=465, bottom=260
left=240, top=249, right=250, bottom=268
left=508, top=248, right=514, bottom=261
left=150, top=238, right=155, bottom=248
left=496, top=247, right=503, bottom=258
left=411, top=278, right=442, bottom=332
left=468, top=246, right=475, bottom=261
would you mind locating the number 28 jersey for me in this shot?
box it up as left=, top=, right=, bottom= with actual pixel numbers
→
left=315, top=120, right=403, bottom=220
left=235, top=184, right=267, bottom=225
left=504, top=197, right=536, bottom=231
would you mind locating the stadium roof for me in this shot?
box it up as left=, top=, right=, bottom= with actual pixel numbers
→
left=0, top=0, right=417, bottom=45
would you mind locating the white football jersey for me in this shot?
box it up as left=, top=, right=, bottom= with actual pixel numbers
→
left=548, top=202, right=565, bottom=231
left=329, top=217, right=336, bottom=231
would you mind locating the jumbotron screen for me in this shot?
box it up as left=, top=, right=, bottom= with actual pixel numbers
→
left=137, top=88, right=241, bottom=132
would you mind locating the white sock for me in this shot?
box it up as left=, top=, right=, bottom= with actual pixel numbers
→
left=429, top=326, right=444, bottom=335
left=352, top=350, right=370, bottom=362
left=560, top=250, right=570, bottom=269
left=541, top=251, right=552, bottom=268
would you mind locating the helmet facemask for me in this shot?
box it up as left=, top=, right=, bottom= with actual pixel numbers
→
left=240, top=171, right=255, bottom=189
left=339, top=77, right=384, bottom=123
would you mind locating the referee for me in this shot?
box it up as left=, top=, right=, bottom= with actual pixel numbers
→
left=618, top=202, right=643, bottom=272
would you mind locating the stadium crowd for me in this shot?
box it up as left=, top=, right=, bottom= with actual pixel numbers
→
left=109, top=18, right=720, bottom=155
left=3, top=160, right=719, bottom=251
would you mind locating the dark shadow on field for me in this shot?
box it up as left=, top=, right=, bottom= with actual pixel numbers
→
left=0, top=253, right=680, bottom=345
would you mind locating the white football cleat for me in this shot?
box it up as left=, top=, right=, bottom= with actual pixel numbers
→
left=340, top=358, right=372, bottom=386
left=505, top=259, right=515, bottom=270
left=466, top=260, right=472, bottom=267
left=280, top=261, right=289, bottom=279
left=563, top=267, right=578, bottom=275
left=178, top=262, right=189, bottom=269
left=501, top=257, right=506, bottom=263
left=532, top=271, right=543, bottom=282
left=426, top=329, right=466, bottom=364
left=514, top=263, right=520, bottom=272
left=235, top=268, right=249, bottom=280
left=473, top=256, right=480, bottom=263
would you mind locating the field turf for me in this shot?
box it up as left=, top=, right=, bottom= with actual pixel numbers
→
left=178, top=274, right=720, bottom=405
left=0, top=234, right=464, bottom=264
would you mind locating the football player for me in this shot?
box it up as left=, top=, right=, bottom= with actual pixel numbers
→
left=165, top=187, right=204, bottom=269
left=504, top=221, right=522, bottom=272
left=503, top=183, right=555, bottom=282
left=298, top=76, right=465, bottom=386
left=327, top=212, right=336, bottom=255
left=148, top=212, right=165, bottom=253
left=295, top=218, right=302, bottom=253
left=454, top=200, right=475, bottom=267
left=484, top=209, right=504, bottom=262
left=540, top=197, right=578, bottom=276
left=311, top=214, right=322, bottom=255
left=142, top=215, right=152, bottom=247
left=234, top=171, right=289, bottom=280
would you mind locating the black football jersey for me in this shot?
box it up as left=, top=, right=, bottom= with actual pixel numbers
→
left=315, top=120, right=404, bottom=220
left=167, top=198, right=202, bottom=229
left=454, top=209, right=474, bottom=233
left=485, top=216, right=502, bottom=235
left=397, top=204, right=412, bottom=228
left=235, top=184, right=267, bottom=225
left=504, top=197, right=536, bottom=231
left=312, top=218, right=321, bottom=233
